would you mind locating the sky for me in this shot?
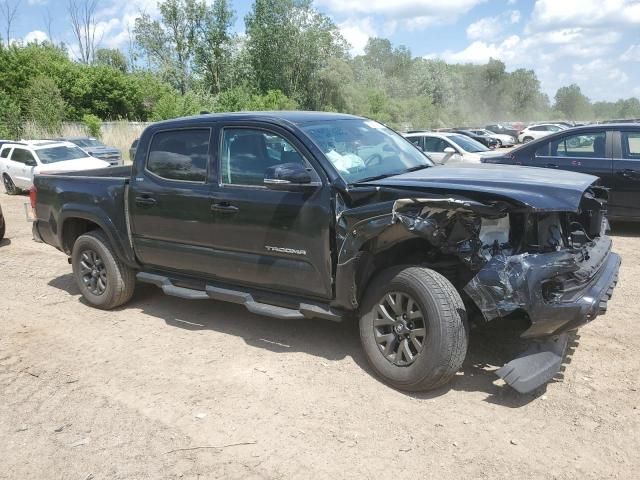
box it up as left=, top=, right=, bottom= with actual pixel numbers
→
left=6, top=0, right=640, bottom=102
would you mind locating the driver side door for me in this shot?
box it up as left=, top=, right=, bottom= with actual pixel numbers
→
left=207, top=124, right=333, bottom=299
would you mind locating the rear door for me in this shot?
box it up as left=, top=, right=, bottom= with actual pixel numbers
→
left=532, top=129, right=613, bottom=185
left=609, top=129, right=640, bottom=220
left=6, top=147, right=37, bottom=188
left=423, top=136, right=458, bottom=164
left=129, top=126, right=217, bottom=273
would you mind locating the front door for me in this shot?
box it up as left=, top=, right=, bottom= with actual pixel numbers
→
left=6, top=147, right=36, bottom=189
left=610, top=130, right=640, bottom=220
left=207, top=124, right=332, bottom=299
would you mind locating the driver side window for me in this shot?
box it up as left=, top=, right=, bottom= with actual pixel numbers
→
left=11, top=148, right=36, bottom=165
left=220, top=128, right=309, bottom=186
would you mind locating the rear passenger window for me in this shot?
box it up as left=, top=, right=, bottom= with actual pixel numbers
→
left=147, top=129, right=210, bottom=182
left=622, top=132, right=640, bottom=160
left=220, top=129, right=306, bottom=186
left=423, top=137, right=447, bottom=152
left=550, top=132, right=606, bottom=157
left=0, top=148, right=10, bottom=158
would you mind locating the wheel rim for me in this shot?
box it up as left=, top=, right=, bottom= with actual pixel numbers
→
left=373, top=292, right=427, bottom=367
left=79, top=249, right=108, bottom=295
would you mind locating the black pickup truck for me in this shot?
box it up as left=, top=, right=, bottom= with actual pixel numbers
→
left=32, top=112, right=620, bottom=394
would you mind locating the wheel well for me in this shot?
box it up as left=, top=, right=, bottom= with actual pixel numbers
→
left=355, top=238, right=471, bottom=304
left=62, top=218, right=101, bottom=255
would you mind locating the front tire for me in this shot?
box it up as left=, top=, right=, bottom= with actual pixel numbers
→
left=359, top=267, right=468, bottom=392
left=3, top=174, right=20, bottom=195
left=72, top=230, right=136, bottom=310
left=495, top=139, right=502, bottom=148
left=523, top=136, right=534, bottom=143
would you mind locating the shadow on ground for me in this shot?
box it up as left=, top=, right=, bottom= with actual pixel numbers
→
left=49, top=273, right=551, bottom=407
left=610, top=221, right=640, bottom=238
left=0, top=238, right=11, bottom=247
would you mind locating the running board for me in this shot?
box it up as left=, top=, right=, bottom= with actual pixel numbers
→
left=136, top=272, right=343, bottom=322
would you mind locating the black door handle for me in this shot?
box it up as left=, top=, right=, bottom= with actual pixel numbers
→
left=211, top=202, right=239, bottom=214
left=135, top=196, right=157, bottom=206
left=546, top=163, right=559, bottom=168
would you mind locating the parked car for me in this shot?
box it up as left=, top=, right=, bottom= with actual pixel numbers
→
left=518, top=123, right=566, bottom=143
left=129, top=138, right=138, bottom=162
left=0, top=201, right=4, bottom=241
left=484, top=123, right=640, bottom=222
left=452, top=129, right=499, bottom=149
left=0, top=140, right=110, bottom=194
left=485, top=123, right=520, bottom=138
left=31, top=112, right=620, bottom=394
left=404, top=131, right=500, bottom=164
left=57, top=137, right=122, bottom=166
left=467, top=129, right=516, bottom=148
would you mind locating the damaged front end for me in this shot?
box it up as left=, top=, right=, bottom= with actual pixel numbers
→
left=337, top=183, right=620, bottom=393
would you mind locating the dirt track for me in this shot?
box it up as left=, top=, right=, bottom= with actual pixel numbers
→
left=1, top=191, right=639, bottom=479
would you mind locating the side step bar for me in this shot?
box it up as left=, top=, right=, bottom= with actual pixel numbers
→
left=136, top=272, right=343, bottom=322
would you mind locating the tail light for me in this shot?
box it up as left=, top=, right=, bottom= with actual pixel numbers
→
left=29, top=186, right=37, bottom=209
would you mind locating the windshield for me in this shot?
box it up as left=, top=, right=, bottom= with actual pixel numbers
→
left=73, top=138, right=103, bottom=148
left=37, top=145, right=89, bottom=164
left=449, top=134, right=489, bottom=153
left=300, top=119, right=433, bottom=183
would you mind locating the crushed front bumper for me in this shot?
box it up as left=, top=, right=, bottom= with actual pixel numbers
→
left=464, top=236, right=620, bottom=338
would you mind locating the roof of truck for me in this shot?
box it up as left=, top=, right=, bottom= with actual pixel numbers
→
left=153, top=111, right=363, bottom=128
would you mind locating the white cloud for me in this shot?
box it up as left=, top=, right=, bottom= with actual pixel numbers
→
left=24, top=30, right=48, bottom=44
left=27, top=0, right=48, bottom=5
left=621, top=44, right=640, bottom=62
left=317, top=0, right=485, bottom=22
left=338, top=17, right=377, bottom=55
left=466, top=10, right=520, bottom=41
left=528, top=0, right=640, bottom=31
left=441, top=35, right=520, bottom=64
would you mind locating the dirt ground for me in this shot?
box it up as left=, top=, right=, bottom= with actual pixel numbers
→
left=0, top=191, right=638, bottom=480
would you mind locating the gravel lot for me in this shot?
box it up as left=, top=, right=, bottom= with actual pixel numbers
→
left=1, top=190, right=639, bottom=479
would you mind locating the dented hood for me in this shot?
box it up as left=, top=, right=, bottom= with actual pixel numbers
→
left=367, top=164, right=598, bottom=212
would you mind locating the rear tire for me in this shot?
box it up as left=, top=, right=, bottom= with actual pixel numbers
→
left=72, top=230, right=136, bottom=310
left=3, top=174, right=20, bottom=195
left=359, top=267, right=468, bottom=392
left=523, top=137, right=534, bottom=143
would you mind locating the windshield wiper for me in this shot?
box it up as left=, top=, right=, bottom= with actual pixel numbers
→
left=353, top=163, right=432, bottom=184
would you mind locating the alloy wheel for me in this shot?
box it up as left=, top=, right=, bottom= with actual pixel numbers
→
left=79, top=249, right=108, bottom=295
left=373, top=292, right=427, bottom=366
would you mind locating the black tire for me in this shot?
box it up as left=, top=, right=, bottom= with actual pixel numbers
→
left=495, top=139, right=502, bottom=148
left=71, top=230, right=136, bottom=310
left=0, top=218, right=5, bottom=241
left=523, top=137, right=534, bottom=143
left=359, top=267, right=468, bottom=392
left=3, top=174, right=20, bottom=195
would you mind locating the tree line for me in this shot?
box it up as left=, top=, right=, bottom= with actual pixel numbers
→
left=1, top=0, right=639, bottom=139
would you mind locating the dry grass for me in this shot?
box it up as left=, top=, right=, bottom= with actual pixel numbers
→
left=21, top=121, right=149, bottom=164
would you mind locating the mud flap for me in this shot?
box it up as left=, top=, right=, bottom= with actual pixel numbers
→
left=496, top=333, right=569, bottom=393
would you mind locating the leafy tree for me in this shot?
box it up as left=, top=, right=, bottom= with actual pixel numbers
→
left=245, top=0, right=347, bottom=108
left=95, top=48, right=128, bottom=72
left=194, top=0, right=235, bottom=94
left=134, top=0, right=206, bottom=94
left=0, top=89, right=21, bottom=138
left=554, top=84, right=592, bottom=120
left=26, top=76, right=65, bottom=135
left=82, top=113, right=101, bottom=138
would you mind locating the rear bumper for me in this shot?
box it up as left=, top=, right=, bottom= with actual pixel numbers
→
left=464, top=237, right=620, bottom=338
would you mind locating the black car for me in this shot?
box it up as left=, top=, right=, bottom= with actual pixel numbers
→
left=484, top=123, right=640, bottom=221
left=31, top=111, right=620, bottom=394
left=484, top=124, right=519, bottom=138
left=452, top=129, right=499, bottom=149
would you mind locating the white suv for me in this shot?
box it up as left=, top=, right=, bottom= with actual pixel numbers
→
left=0, top=140, right=110, bottom=194
left=518, top=124, right=566, bottom=143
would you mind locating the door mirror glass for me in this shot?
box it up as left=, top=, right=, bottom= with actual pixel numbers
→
left=443, top=147, right=456, bottom=154
left=264, top=163, right=313, bottom=190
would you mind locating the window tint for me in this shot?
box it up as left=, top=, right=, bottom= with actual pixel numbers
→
left=220, top=129, right=306, bottom=186
left=0, top=147, right=10, bottom=158
left=535, top=143, right=549, bottom=156
left=423, top=137, right=448, bottom=152
left=548, top=125, right=563, bottom=132
left=147, top=129, right=210, bottom=182
left=530, top=126, right=545, bottom=131
left=550, top=131, right=606, bottom=157
left=622, top=132, right=640, bottom=160
left=11, top=148, right=36, bottom=165
left=407, top=136, right=423, bottom=149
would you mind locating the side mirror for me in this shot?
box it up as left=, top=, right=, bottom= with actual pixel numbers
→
left=264, top=163, right=315, bottom=191
left=443, top=147, right=456, bottom=154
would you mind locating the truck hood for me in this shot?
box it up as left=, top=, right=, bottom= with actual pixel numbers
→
left=366, top=163, right=598, bottom=212
left=37, top=157, right=111, bottom=173
left=83, top=146, right=120, bottom=155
